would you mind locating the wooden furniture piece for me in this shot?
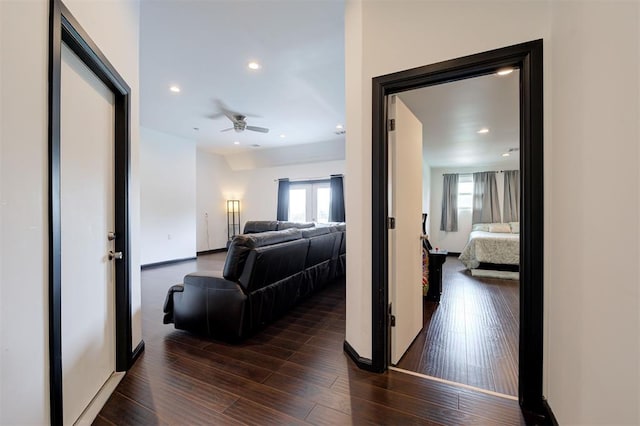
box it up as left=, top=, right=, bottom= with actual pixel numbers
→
left=427, top=249, right=447, bottom=302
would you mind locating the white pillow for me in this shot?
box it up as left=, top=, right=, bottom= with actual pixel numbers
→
left=472, top=223, right=490, bottom=232
left=509, top=222, right=520, bottom=234
left=488, top=223, right=511, bottom=233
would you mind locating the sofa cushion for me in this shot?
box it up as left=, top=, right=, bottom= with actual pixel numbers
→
left=247, top=228, right=302, bottom=247
left=243, top=220, right=278, bottom=234
left=301, top=227, right=330, bottom=238
left=239, top=238, right=309, bottom=292
left=276, top=221, right=315, bottom=230
left=305, top=232, right=338, bottom=268
left=224, top=229, right=302, bottom=281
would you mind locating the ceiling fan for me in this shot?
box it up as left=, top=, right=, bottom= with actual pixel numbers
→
left=210, top=100, right=269, bottom=134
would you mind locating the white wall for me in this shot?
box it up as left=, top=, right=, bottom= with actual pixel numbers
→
left=196, top=149, right=346, bottom=251
left=239, top=160, right=346, bottom=229
left=345, top=0, right=549, bottom=362
left=429, top=166, right=509, bottom=252
left=196, top=149, right=345, bottom=251
left=1, top=2, right=49, bottom=423
left=196, top=149, right=237, bottom=251
left=0, top=1, right=140, bottom=423
left=140, top=128, right=196, bottom=264
left=546, top=2, right=639, bottom=424
left=223, top=138, right=345, bottom=171
left=346, top=1, right=640, bottom=424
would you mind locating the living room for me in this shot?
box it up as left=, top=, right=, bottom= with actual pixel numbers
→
left=140, top=128, right=345, bottom=265
left=138, top=1, right=346, bottom=266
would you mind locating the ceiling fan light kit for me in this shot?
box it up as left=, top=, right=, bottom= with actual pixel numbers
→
left=213, top=100, right=269, bottom=134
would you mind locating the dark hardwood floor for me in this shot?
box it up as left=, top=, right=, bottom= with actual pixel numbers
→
left=396, top=257, right=519, bottom=397
left=95, top=253, right=525, bottom=425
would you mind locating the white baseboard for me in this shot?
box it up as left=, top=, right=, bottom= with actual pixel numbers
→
left=74, top=371, right=125, bottom=426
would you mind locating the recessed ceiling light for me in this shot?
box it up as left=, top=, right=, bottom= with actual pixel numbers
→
left=247, top=61, right=261, bottom=70
left=477, top=128, right=490, bottom=134
left=233, top=141, right=240, bottom=145
left=336, top=124, right=344, bottom=129
left=169, top=85, right=181, bottom=93
left=280, top=134, right=286, bottom=138
left=502, top=152, right=510, bottom=157
left=497, top=68, right=514, bottom=76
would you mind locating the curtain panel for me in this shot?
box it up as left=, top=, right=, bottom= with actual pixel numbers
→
left=472, top=171, right=501, bottom=224
left=503, top=170, right=520, bottom=223
left=329, top=175, right=345, bottom=222
left=440, top=173, right=458, bottom=232
left=276, top=178, right=290, bottom=221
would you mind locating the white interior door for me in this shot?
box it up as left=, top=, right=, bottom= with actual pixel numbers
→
left=388, top=95, right=424, bottom=365
left=60, top=44, right=116, bottom=425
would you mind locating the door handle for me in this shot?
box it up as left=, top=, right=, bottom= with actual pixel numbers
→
left=108, top=251, right=123, bottom=260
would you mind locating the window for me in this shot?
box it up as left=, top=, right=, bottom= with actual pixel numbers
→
left=288, top=188, right=307, bottom=222
left=316, top=187, right=330, bottom=223
left=288, top=181, right=331, bottom=223
left=458, top=174, right=473, bottom=209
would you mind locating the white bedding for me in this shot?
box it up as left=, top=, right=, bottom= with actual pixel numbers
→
left=458, top=230, right=519, bottom=269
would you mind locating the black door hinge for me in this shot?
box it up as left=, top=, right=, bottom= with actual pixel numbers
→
left=388, top=118, right=396, bottom=131
left=389, top=303, right=395, bottom=327
left=388, top=217, right=396, bottom=229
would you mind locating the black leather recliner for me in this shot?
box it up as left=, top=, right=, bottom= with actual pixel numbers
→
left=163, top=224, right=345, bottom=340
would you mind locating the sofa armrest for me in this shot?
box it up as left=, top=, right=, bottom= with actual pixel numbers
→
left=184, top=271, right=239, bottom=290
left=172, top=273, right=248, bottom=338
left=162, top=284, right=184, bottom=324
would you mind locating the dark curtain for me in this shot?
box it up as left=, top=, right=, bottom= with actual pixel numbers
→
left=440, top=174, right=459, bottom=231
left=472, top=171, right=501, bottom=224
left=329, top=174, right=345, bottom=222
left=276, top=178, right=290, bottom=221
left=503, top=170, right=520, bottom=223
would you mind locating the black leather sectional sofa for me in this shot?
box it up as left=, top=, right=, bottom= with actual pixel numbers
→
left=163, top=221, right=345, bottom=340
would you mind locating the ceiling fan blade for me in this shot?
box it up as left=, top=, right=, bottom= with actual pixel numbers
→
left=220, top=127, right=234, bottom=132
left=215, top=99, right=243, bottom=123
left=246, top=125, right=269, bottom=133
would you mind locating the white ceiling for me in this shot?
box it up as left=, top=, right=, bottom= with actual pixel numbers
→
left=140, top=2, right=518, bottom=167
left=399, top=70, right=520, bottom=169
left=140, top=0, right=345, bottom=155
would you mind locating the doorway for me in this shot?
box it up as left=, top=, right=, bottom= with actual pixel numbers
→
left=48, top=2, right=135, bottom=424
left=389, top=71, right=522, bottom=397
left=370, top=40, right=546, bottom=417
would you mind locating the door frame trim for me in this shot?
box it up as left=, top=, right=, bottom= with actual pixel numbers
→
left=370, top=40, right=546, bottom=419
left=48, top=1, right=136, bottom=424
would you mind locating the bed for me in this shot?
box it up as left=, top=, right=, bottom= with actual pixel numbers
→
left=458, top=223, right=519, bottom=276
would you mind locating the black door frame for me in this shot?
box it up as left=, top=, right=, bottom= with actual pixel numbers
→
left=369, top=40, right=547, bottom=420
left=48, top=1, right=142, bottom=424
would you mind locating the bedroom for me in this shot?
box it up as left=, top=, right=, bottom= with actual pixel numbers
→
left=391, top=69, right=521, bottom=398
